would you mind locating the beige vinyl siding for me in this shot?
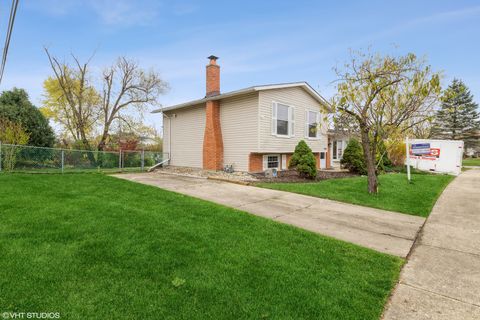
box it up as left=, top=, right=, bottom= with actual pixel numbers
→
left=220, top=93, right=258, bottom=171
left=258, top=87, right=328, bottom=153
left=163, top=104, right=205, bottom=168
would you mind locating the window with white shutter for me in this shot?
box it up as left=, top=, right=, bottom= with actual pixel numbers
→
left=306, top=110, right=320, bottom=138
left=288, top=106, right=295, bottom=137
left=272, top=102, right=294, bottom=137
left=271, top=103, right=277, bottom=135
left=316, top=112, right=321, bottom=138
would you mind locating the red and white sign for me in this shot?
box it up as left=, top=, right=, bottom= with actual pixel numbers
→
left=409, top=147, right=441, bottom=160
left=407, top=139, right=463, bottom=176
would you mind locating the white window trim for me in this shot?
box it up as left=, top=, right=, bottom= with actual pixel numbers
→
left=332, top=140, right=338, bottom=161
left=304, top=109, right=322, bottom=140
left=263, top=154, right=281, bottom=171
left=271, top=101, right=295, bottom=138
left=332, top=139, right=345, bottom=161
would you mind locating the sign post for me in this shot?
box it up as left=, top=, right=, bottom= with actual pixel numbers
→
left=406, top=137, right=411, bottom=182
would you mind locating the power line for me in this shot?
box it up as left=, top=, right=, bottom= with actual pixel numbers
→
left=0, top=0, right=19, bottom=86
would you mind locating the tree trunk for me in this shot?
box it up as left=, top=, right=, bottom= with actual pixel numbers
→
left=78, top=131, right=97, bottom=165
left=97, top=130, right=109, bottom=151
left=360, top=125, right=378, bottom=194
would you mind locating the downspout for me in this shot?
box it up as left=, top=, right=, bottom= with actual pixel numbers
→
left=163, top=112, right=172, bottom=163
left=149, top=112, right=171, bottom=172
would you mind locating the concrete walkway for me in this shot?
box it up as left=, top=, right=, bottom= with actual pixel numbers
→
left=113, top=172, right=424, bottom=258
left=383, top=169, right=480, bottom=319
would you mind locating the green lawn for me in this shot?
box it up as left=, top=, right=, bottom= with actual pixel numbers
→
left=0, top=174, right=402, bottom=319
left=463, top=157, right=480, bottom=166
left=257, top=173, right=454, bottom=217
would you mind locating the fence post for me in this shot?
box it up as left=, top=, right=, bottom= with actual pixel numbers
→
left=61, top=150, right=64, bottom=174
left=0, top=141, right=2, bottom=172
left=119, top=149, right=122, bottom=171
left=141, top=149, right=145, bottom=171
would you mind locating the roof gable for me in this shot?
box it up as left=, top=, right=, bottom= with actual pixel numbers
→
left=152, top=82, right=331, bottom=113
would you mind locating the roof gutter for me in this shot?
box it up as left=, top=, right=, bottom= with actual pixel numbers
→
left=152, top=82, right=332, bottom=114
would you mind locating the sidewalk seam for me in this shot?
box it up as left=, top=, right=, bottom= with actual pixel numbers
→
left=399, top=282, right=480, bottom=308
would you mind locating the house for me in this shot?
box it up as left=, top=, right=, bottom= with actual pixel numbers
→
left=152, top=56, right=331, bottom=173
left=328, top=130, right=351, bottom=169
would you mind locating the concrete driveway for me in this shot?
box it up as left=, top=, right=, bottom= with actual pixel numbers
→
left=113, top=172, right=424, bottom=258
left=383, top=169, right=480, bottom=319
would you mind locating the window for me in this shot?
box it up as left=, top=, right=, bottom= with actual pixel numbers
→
left=267, top=155, right=279, bottom=168
left=306, top=110, right=320, bottom=138
left=272, top=103, right=294, bottom=137
left=337, top=140, right=344, bottom=159
left=263, top=154, right=280, bottom=170
left=332, top=140, right=343, bottom=160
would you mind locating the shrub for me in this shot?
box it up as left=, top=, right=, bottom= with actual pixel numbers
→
left=0, top=88, right=55, bottom=147
left=341, top=138, right=366, bottom=175
left=0, top=118, right=30, bottom=171
left=376, top=140, right=393, bottom=172
left=289, top=140, right=317, bottom=179
left=385, top=139, right=406, bottom=166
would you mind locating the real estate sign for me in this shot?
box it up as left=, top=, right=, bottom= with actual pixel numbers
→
left=407, top=139, right=464, bottom=176
left=411, top=143, right=431, bottom=155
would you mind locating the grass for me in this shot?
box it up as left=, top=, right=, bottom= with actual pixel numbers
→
left=257, top=173, right=454, bottom=217
left=0, top=173, right=402, bottom=320
left=7, top=166, right=146, bottom=174
left=11, top=167, right=144, bottom=174
left=463, top=157, right=480, bottom=166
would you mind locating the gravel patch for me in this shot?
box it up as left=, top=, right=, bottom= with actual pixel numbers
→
left=155, top=166, right=260, bottom=182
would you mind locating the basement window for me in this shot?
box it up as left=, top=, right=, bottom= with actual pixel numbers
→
left=263, top=154, right=280, bottom=170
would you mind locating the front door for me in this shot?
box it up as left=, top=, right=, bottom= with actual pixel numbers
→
left=320, top=152, right=326, bottom=169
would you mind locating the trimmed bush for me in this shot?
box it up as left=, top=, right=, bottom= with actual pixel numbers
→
left=289, top=140, right=317, bottom=179
left=341, top=138, right=366, bottom=175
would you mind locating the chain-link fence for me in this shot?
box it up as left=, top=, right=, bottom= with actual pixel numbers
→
left=0, top=142, right=168, bottom=173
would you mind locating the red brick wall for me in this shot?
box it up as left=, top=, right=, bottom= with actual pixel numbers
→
left=203, top=100, right=224, bottom=170
left=326, top=136, right=332, bottom=169
left=249, top=153, right=263, bottom=172
left=249, top=152, right=327, bottom=172
left=285, top=154, right=292, bottom=170
left=325, top=150, right=331, bottom=169
left=206, top=63, right=220, bottom=97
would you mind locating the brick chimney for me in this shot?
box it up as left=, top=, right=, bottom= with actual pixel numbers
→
left=203, top=55, right=224, bottom=170
left=206, top=55, right=220, bottom=97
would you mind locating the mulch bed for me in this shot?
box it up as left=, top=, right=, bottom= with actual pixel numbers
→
left=252, top=169, right=357, bottom=183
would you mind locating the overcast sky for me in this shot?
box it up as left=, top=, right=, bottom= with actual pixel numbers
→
left=1, top=0, right=479, bottom=132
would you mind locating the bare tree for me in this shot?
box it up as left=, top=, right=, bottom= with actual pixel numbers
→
left=44, top=48, right=100, bottom=151
left=43, top=49, right=168, bottom=154
left=97, top=57, right=168, bottom=151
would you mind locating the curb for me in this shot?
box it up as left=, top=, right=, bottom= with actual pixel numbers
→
left=206, top=176, right=255, bottom=186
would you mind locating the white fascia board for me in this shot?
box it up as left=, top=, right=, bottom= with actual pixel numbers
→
left=152, top=82, right=332, bottom=114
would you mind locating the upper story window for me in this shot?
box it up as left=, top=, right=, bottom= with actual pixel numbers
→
left=306, top=110, right=321, bottom=138
left=272, top=102, right=294, bottom=137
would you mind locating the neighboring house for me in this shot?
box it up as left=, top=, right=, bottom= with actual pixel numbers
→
left=328, top=130, right=351, bottom=169
left=152, top=56, right=331, bottom=173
